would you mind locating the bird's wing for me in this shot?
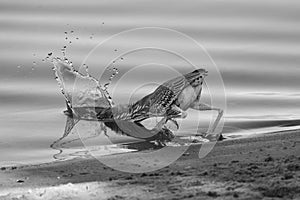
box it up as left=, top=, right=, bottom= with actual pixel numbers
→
left=161, top=75, right=188, bottom=97
left=149, top=75, right=188, bottom=110
left=129, top=74, right=188, bottom=120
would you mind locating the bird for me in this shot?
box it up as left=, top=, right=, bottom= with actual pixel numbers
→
left=97, top=69, right=223, bottom=136
left=54, top=58, right=222, bottom=141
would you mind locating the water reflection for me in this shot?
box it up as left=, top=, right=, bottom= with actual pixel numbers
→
left=50, top=112, right=176, bottom=161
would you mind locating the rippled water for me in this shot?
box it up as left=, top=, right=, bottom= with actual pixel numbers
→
left=0, top=0, right=300, bottom=166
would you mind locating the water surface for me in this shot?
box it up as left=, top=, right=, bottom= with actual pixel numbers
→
left=0, top=0, right=300, bottom=165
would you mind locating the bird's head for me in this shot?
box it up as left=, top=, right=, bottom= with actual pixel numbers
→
left=185, top=69, right=208, bottom=87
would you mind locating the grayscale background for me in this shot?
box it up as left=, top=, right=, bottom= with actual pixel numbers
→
left=0, top=0, right=300, bottom=165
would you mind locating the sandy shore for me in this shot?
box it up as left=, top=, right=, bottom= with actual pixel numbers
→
left=0, top=130, right=299, bottom=200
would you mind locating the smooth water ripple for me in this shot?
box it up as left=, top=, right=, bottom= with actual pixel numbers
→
left=0, top=0, right=299, bottom=166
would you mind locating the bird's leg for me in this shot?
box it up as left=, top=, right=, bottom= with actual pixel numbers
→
left=190, top=102, right=223, bottom=136
left=169, top=105, right=188, bottom=118
left=164, top=105, right=188, bottom=129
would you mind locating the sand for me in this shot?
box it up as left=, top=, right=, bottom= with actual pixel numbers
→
left=0, top=130, right=299, bottom=200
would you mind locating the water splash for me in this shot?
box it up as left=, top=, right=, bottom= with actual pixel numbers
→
left=52, top=58, right=113, bottom=118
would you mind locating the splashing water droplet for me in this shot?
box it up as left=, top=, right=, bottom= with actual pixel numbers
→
left=103, top=67, right=119, bottom=93
left=61, top=45, right=67, bottom=59
left=83, top=64, right=89, bottom=74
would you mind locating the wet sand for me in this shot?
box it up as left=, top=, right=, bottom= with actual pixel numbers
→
left=0, top=130, right=299, bottom=200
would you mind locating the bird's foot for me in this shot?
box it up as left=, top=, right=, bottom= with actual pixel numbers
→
left=148, top=126, right=175, bottom=143
left=202, top=132, right=225, bottom=141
